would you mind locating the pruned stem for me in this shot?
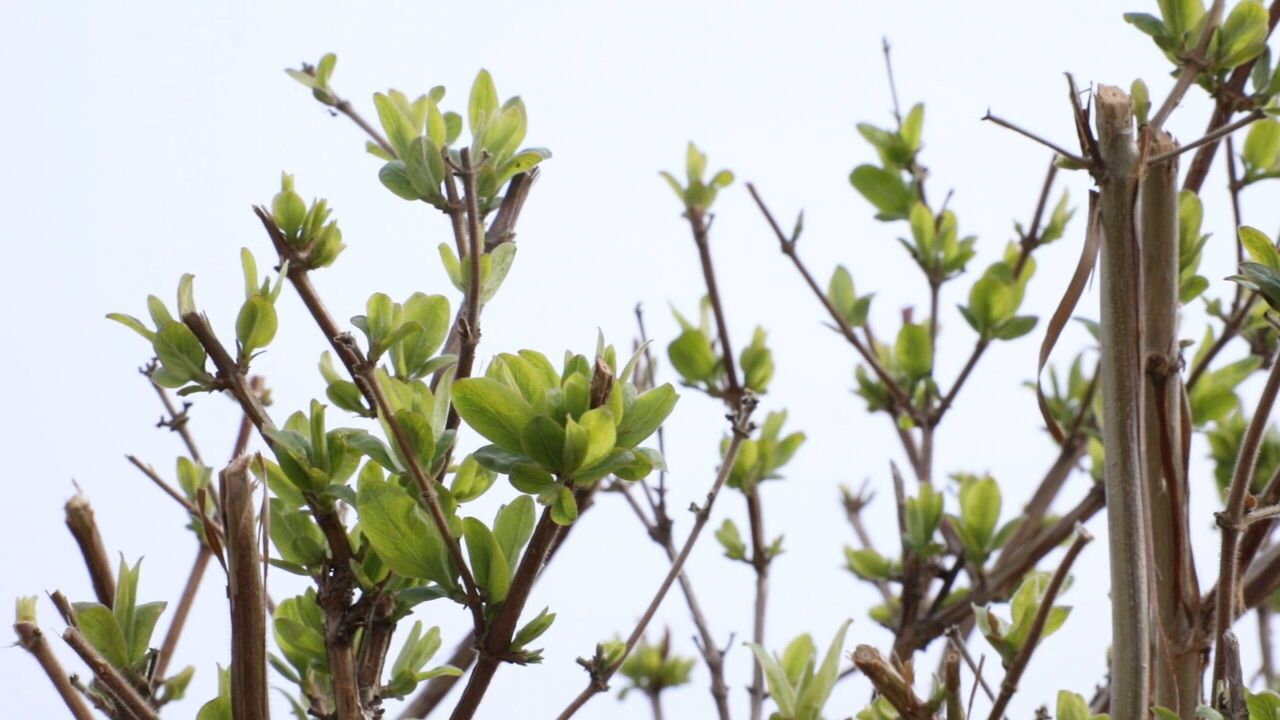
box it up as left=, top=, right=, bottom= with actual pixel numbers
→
left=14, top=621, right=96, bottom=720
left=852, top=644, right=930, bottom=720
left=221, top=455, right=269, bottom=720
left=64, top=493, right=115, bottom=608
left=1094, top=85, right=1151, bottom=720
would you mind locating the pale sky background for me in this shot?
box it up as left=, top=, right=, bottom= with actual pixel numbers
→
left=4, top=1, right=1280, bottom=718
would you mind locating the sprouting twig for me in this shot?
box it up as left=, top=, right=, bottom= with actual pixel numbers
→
left=14, top=618, right=96, bottom=720
left=981, top=112, right=1091, bottom=168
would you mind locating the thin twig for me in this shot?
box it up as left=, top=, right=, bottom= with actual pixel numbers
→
left=946, top=626, right=997, bottom=702
left=1147, top=0, right=1225, bottom=131
left=987, top=525, right=1093, bottom=720
left=981, top=112, right=1091, bottom=168
left=63, top=626, right=161, bottom=720
left=152, top=546, right=211, bottom=681
left=1147, top=110, right=1264, bottom=166
left=554, top=413, right=757, bottom=720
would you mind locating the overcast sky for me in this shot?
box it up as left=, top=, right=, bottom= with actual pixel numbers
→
left=4, top=1, right=1279, bottom=718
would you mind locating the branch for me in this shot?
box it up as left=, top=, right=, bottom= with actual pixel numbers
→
left=152, top=546, right=211, bottom=681
left=745, top=487, right=769, bottom=720
left=64, top=493, right=115, bottom=607
left=746, top=182, right=919, bottom=421
left=981, top=112, right=1091, bottom=169
left=852, top=645, right=930, bottom=720
left=688, top=207, right=743, bottom=401
left=220, top=455, right=269, bottom=720
left=14, top=618, right=96, bottom=720
left=554, top=410, right=757, bottom=720
left=1147, top=0, right=1225, bottom=131
left=1182, top=0, right=1280, bottom=193
left=62, top=626, right=160, bottom=720
left=1147, top=110, right=1264, bottom=166
left=143, top=363, right=204, bottom=464
left=986, top=525, right=1093, bottom=720
left=1213, top=346, right=1280, bottom=691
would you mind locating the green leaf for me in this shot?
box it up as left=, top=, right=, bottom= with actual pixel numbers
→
left=469, top=70, right=499, bottom=134
left=452, top=378, right=536, bottom=454
left=715, top=519, right=747, bottom=560
left=901, top=103, right=924, bottom=151
left=565, top=407, right=615, bottom=473
left=380, top=162, right=420, bottom=200
left=1057, top=691, right=1092, bottom=720
left=794, top=619, right=851, bottom=720
left=894, top=323, right=932, bottom=381
left=993, top=315, right=1038, bottom=341
left=236, top=295, right=278, bottom=356
left=493, top=496, right=536, bottom=570
left=129, top=601, right=166, bottom=664
left=668, top=329, right=718, bottom=383
left=909, top=202, right=936, bottom=257
left=615, top=384, right=678, bottom=449
left=1230, top=262, right=1280, bottom=312
left=512, top=607, right=556, bottom=649
left=74, top=604, right=129, bottom=667
left=521, top=415, right=567, bottom=473
left=1241, top=226, right=1280, bottom=270
left=959, top=475, right=1001, bottom=553
left=746, top=643, right=797, bottom=717
left=107, top=313, right=155, bottom=341
left=462, top=518, right=510, bottom=603
left=550, top=485, right=578, bottom=525
left=1244, top=118, right=1280, bottom=173
left=374, top=93, right=415, bottom=158
left=356, top=474, right=452, bottom=587
left=1218, top=0, right=1269, bottom=68
left=850, top=165, right=913, bottom=221
left=845, top=547, right=893, bottom=581
left=154, top=322, right=208, bottom=383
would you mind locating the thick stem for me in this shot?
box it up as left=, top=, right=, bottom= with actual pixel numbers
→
left=64, top=494, right=115, bottom=607
left=1095, top=85, right=1151, bottom=720
left=1142, top=128, right=1202, bottom=717
left=221, top=456, right=269, bottom=720
left=14, top=621, right=96, bottom=720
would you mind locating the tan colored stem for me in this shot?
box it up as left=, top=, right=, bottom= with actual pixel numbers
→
left=1094, top=85, right=1151, bottom=720
left=63, top=626, right=160, bottom=720
left=15, top=621, right=96, bottom=720
left=221, top=455, right=269, bottom=720
left=64, top=494, right=115, bottom=607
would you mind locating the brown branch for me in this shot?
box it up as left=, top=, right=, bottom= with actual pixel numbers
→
left=144, top=364, right=204, bottom=464
left=946, top=626, right=997, bottom=703
left=62, top=626, right=160, bottom=720
left=981, top=112, right=1092, bottom=168
left=614, top=481, right=732, bottom=720
left=334, top=98, right=395, bottom=157
left=746, top=182, right=919, bottom=422
left=64, top=493, right=115, bottom=607
left=852, top=645, right=930, bottom=720
left=1181, top=0, right=1280, bottom=193
left=1148, top=0, right=1225, bottom=131
left=1213, top=347, right=1280, bottom=691
left=944, top=649, right=964, bottom=720
left=688, top=207, right=743, bottom=401
left=14, top=619, right=96, bottom=720
left=221, top=456, right=269, bottom=720
left=1147, top=111, right=1264, bottom=166
left=987, top=525, right=1093, bottom=720
left=152, top=546, right=211, bottom=682
left=553, top=414, right=756, bottom=720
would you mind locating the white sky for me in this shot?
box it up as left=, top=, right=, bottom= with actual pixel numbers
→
left=3, top=1, right=1279, bottom=718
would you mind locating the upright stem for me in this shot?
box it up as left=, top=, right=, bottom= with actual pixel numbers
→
left=152, top=546, right=211, bottom=680
left=221, top=455, right=269, bottom=720
left=1094, top=85, right=1151, bottom=720
left=745, top=489, right=769, bottom=720
left=64, top=494, right=115, bottom=607
left=1142, top=128, right=1201, bottom=717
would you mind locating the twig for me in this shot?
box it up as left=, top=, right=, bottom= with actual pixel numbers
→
left=981, top=112, right=1091, bottom=168
left=152, top=546, right=211, bottom=681
left=745, top=486, right=769, bottom=720
left=1213, top=347, right=1280, bottom=691
left=1182, top=0, right=1280, bottom=193
left=63, top=626, right=161, bottom=720
left=688, top=207, right=743, bottom=401
left=1260, top=606, right=1276, bottom=687
left=14, top=619, right=96, bottom=720
left=553, top=412, right=757, bottom=720
left=1147, top=0, right=1225, bottom=131
left=946, top=626, right=996, bottom=702
left=615, top=481, right=733, bottom=720
left=987, top=525, right=1093, bottom=720
left=746, top=183, right=919, bottom=421
left=144, top=364, right=204, bottom=464
left=64, top=494, right=115, bottom=607
left=1147, top=111, right=1264, bottom=166
left=944, top=649, right=964, bottom=720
